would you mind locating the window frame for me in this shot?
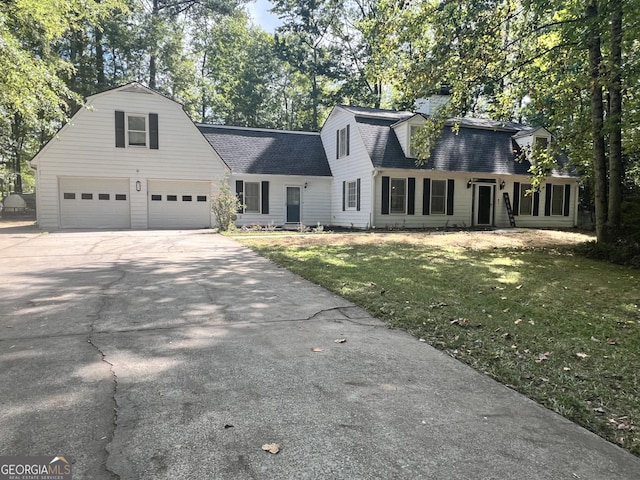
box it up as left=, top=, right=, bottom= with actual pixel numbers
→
left=338, top=127, right=348, bottom=158
left=389, top=178, right=406, bottom=214
left=243, top=182, right=261, bottom=213
left=127, top=114, right=147, bottom=147
left=346, top=180, right=357, bottom=210
left=519, top=183, right=534, bottom=216
left=550, top=184, right=565, bottom=216
left=430, top=179, right=447, bottom=215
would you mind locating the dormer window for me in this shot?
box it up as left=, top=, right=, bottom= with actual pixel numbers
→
left=534, top=136, right=549, bottom=153
left=409, top=125, right=422, bottom=158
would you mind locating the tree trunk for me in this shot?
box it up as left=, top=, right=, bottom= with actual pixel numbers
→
left=607, top=0, right=623, bottom=237
left=587, top=1, right=608, bottom=243
left=149, top=0, right=159, bottom=89
left=96, top=28, right=106, bottom=88
left=10, top=115, right=23, bottom=194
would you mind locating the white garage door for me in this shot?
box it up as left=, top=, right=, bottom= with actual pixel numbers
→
left=59, top=177, right=131, bottom=228
left=148, top=180, right=211, bottom=229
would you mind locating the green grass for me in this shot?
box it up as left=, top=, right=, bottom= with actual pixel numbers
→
left=239, top=234, right=640, bottom=456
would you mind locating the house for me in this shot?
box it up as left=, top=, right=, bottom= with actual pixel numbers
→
left=30, top=82, right=579, bottom=230
left=197, top=125, right=332, bottom=227
left=31, top=83, right=228, bottom=229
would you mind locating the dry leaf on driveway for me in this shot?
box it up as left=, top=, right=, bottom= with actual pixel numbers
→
left=262, top=443, right=280, bottom=454
left=311, top=347, right=323, bottom=352
left=334, top=338, right=347, bottom=343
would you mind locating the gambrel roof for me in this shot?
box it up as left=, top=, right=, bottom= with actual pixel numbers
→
left=198, top=125, right=331, bottom=176
left=350, top=108, right=575, bottom=177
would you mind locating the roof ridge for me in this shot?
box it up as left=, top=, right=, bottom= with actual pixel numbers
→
left=196, top=123, right=318, bottom=136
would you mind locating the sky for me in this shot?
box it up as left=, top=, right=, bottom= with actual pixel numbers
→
left=245, top=0, right=283, bottom=33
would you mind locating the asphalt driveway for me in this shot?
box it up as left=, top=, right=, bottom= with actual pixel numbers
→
left=1, top=227, right=639, bottom=479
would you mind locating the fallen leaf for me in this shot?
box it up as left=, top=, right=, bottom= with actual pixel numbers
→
left=528, top=320, right=535, bottom=325
left=311, top=347, right=323, bottom=352
left=224, top=424, right=234, bottom=429
left=419, top=338, right=426, bottom=342
left=535, top=352, right=550, bottom=363
left=576, top=352, right=589, bottom=359
left=590, top=336, right=601, bottom=343
left=514, top=319, right=523, bottom=325
left=593, top=406, right=606, bottom=414
left=563, top=367, right=571, bottom=372
left=334, top=338, right=347, bottom=344
left=262, top=443, right=280, bottom=454
left=515, top=284, right=523, bottom=290
left=503, top=308, right=510, bottom=313
left=606, top=338, right=617, bottom=345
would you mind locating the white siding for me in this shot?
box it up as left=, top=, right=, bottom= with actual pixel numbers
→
left=32, top=85, right=228, bottom=229
left=230, top=174, right=331, bottom=228
left=392, top=116, right=426, bottom=158
left=321, top=108, right=375, bottom=228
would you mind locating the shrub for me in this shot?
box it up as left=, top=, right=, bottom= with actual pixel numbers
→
left=211, top=178, right=242, bottom=231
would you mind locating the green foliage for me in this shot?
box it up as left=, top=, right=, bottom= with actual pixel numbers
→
left=210, top=177, right=241, bottom=231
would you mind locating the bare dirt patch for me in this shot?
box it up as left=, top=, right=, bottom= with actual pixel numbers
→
left=265, top=229, right=594, bottom=250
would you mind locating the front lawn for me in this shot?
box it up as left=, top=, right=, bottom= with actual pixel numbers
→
left=239, top=230, right=640, bottom=456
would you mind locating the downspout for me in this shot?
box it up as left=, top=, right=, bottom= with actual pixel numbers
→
left=371, top=169, right=379, bottom=229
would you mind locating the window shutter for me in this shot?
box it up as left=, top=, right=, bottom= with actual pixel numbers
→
left=336, top=130, right=340, bottom=159
left=346, top=124, right=350, bottom=156
left=423, top=178, right=431, bottom=215
left=115, top=111, right=125, bottom=148
left=407, top=177, right=416, bottom=215
left=381, top=176, right=390, bottom=215
left=236, top=180, right=244, bottom=213
left=513, top=182, right=520, bottom=216
left=533, top=191, right=540, bottom=216
left=545, top=183, right=552, bottom=216
left=446, top=179, right=455, bottom=215
left=356, top=178, right=361, bottom=211
left=149, top=113, right=159, bottom=149
left=564, top=184, right=571, bottom=216
left=261, top=181, right=269, bottom=214
left=342, top=181, right=346, bottom=211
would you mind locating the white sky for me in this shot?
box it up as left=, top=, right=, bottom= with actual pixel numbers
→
left=245, top=0, right=283, bottom=33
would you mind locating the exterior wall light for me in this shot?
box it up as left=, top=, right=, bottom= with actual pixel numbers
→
left=136, top=180, right=141, bottom=192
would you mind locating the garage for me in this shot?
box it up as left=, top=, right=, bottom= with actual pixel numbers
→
left=147, top=180, right=211, bottom=229
left=59, top=177, right=131, bottom=228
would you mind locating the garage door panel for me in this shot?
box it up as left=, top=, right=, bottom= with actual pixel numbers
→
left=59, top=177, right=130, bottom=228
left=148, top=180, right=211, bottom=229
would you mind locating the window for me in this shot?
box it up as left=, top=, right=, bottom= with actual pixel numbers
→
left=519, top=183, right=533, bottom=215
left=182, top=195, right=192, bottom=202
left=430, top=180, right=446, bottom=214
left=151, top=195, right=162, bottom=201
left=197, top=195, right=207, bottom=202
left=390, top=178, right=406, bottom=214
left=409, top=125, right=422, bottom=158
left=167, top=195, right=177, bottom=201
left=244, top=182, right=260, bottom=212
left=127, top=115, right=146, bottom=146
left=337, top=126, right=349, bottom=158
left=81, top=193, right=93, bottom=200
left=115, top=194, right=127, bottom=201
left=99, top=193, right=110, bottom=200
left=551, top=185, right=564, bottom=215
left=534, top=136, right=549, bottom=154
left=63, top=193, right=75, bottom=200
left=346, top=181, right=357, bottom=209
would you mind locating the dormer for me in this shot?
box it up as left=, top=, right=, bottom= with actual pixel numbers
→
left=391, top=114, right=427, bottom=158
left=513, top=126, right=552, bottom=157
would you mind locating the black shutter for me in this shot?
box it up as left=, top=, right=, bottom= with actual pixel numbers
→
left=446, top=179, right=455, bottom=215
left=545, top=183, right=552, bottom=216
left=336, top=130, right=340, bottom=159
left=236, top=180, right=244, bottom=213
left=346, top=124, right=350, bottom=156
left=356, top=178, right=361, bottom=211
left=342, top=181, right=346, bottom=211
left=533, top=191, right=540, bottom=216
left=513, top=182, right=520, bottom=216
left=261, top=181, right=269, bottom=214
left=149, top=113, right=159, bottom=149
left=423, top=178, right=431, bottom=215
left=564, top=184, right=571, bottom=216
left=407, top=177, right=416, bottom=215
left=381, top=176, right=390, bottom=215
left=115, top=111, right=125, bottom=148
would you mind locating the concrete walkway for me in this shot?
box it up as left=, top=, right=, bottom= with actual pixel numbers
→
left=0, top=229, right=638, bottom=479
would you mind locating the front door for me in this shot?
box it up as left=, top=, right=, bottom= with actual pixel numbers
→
left=476, top=184, right=494, bottom=225
left=286, top=186, right=301, bottom=223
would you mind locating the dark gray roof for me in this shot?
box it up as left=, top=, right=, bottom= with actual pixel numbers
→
left=197, top=125, right=331, bottom=176
left=355, top=116, right=575, bottom=177
left=338, top=105, right=414, bottom=122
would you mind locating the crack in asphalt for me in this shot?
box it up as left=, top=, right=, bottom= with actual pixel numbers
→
left=86, top=268, right=127, bottom=480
